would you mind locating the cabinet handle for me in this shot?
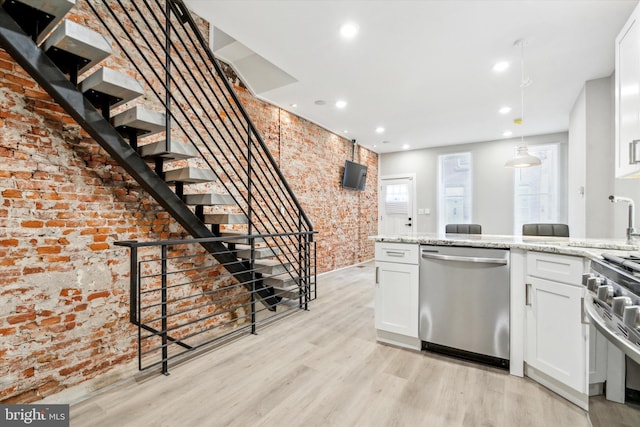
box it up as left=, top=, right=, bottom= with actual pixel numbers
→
left=629, top=140, right=640, bottom=164
left=385, top=251, right=406, bottom=257
left=525, top=283, right=532, bottom=306
left=375, top=266, right=379, bottom=285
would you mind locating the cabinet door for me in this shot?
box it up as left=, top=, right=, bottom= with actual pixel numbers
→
left=375, top=261, right=418, bottom=337
left=525, top=276, right=587, bottom=393
left=616, top=4, right=640, bottom=178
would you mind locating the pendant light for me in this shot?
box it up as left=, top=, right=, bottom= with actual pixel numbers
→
left=505, top=39, right=541, bottom=168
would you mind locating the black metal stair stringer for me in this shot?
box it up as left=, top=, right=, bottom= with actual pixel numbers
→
left=0, top=9, right=279, bottom=311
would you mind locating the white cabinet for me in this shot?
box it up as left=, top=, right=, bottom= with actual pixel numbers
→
left=525, top=252, right=589, bottom=409
left=374, top=242, right=419, bottom=350
left=615, top=2, right=640, bottom=178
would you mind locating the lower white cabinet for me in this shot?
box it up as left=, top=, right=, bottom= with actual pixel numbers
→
left=525, top=276, right=587, bottom=391
left=524, top=252, right=588, bottom=409
left=374, top=242, right=419, bottom=350
left=374, top=261, right=418, bottom=336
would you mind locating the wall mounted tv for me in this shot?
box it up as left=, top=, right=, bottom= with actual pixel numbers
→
left=342, top=160, right=367, bottom=191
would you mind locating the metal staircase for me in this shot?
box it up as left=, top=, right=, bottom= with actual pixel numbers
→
left=0, top=0, right=316, bottom=372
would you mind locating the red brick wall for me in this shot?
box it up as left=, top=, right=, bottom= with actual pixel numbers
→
left=235, top=90, right=377, bottom=272
left=0, top=3, right=377, bottom=404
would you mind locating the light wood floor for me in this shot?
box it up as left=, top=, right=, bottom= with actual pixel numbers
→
left=71, top=261, right=592, bottom=427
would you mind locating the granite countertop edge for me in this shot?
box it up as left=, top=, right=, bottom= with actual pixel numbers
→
left=369, top=234, right=640, bottom=259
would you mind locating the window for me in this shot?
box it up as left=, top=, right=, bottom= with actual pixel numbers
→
left=384, top=184, right=409, bottom=215
left=513, top=143, right=560, bottom=234
left=438, top=153, right=472, bottom=233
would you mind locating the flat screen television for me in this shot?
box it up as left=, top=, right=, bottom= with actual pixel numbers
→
left=342, top=160, right=367, bottom=191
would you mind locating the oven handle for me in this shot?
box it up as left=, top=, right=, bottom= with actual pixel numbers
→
left=584, top=294, right=640, bottom=365
left=421, top=252, right=507, bottom=265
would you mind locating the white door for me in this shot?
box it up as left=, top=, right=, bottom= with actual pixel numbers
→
left=380, top=177, right=414, bottom=235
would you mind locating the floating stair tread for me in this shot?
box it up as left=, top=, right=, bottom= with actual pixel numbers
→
left=164, top=167, right=217, bottom=183
left=270, top=279, right=300, bottom=288
left=183, top=193, right=234, bottom=206
left=233, top=245, right=280, bottom=260
left=112, top=106, right=165, bottom=137
left=1, top=0, right=75, bottom=44
left=271, top=281, right=302, bottom=300
left=43, top=19, right=111, bottom=75
left=140, top=140, right=198, bottom=160
left=80, top=67, right=144, bottom=109
left=254, top=259, right=291, bottom=275
left=204, top=213, right=247, bottom=225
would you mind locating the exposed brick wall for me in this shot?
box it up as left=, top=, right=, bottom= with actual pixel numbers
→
left=235, top=89, right=377, bottom=272
left=0, top=2, right=377, bottom=404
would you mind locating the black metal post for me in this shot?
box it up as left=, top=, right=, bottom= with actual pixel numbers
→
left=161, top=244, right=169, bottom=375
left=247, top=127, right=257, bottom=334
left=129, top=245, right=138, bottom=324
left=165, top=0, right=172, bottom=155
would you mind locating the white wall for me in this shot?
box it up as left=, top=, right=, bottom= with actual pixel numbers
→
left=568, top=76, right=615, bottom=239
left=379, top=132, right=568, bottom=235
left=567, top=74, right=640, bottom=241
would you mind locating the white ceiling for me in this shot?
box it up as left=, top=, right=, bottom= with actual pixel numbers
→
left=185, top=0, right=639, bottom=154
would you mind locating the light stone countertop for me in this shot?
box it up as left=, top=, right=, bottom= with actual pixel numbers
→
left=370, top=233, right=640, bottom=259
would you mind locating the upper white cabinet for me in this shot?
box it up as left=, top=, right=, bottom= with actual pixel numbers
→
left=374, top=242, right=419, bottom=350
left=615, top=2, right=640, bottom=178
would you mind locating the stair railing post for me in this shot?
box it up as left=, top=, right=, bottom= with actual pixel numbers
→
left=250, top=237, right=256, bottom=335
left=298, top=215, right=305, bottom=310
left=161, top=244, right=169, bottom=375
left=131, top=244, right=143, bottom=371
left=247, top=126, right=257, bottom=333
left=164, top=0, right=172, bottom=155
left=305, top=233, right=311, bottom=309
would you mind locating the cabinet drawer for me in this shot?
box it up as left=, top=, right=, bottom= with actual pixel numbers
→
left=527, top=251, right=585, bottom=285
left=375, top=242, right=419, bottom=265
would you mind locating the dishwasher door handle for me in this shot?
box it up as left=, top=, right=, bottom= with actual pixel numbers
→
left=420, top=252, right=508, bottom=265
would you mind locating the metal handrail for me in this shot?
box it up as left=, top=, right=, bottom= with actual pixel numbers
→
left=116, top=231, right=316, bottom=373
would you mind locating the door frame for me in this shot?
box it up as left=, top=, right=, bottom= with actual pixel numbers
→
left=378, top=173, right=418, bottom=235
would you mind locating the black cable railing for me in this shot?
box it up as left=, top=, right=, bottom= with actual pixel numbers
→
left=84, top=0, right=312, bottom=280
left=116, top=232, right=315, bottom=373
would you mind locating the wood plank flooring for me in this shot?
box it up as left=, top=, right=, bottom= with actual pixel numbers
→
left=71, top=261, right=592, bottom=427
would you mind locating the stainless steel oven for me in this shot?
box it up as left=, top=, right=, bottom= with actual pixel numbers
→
left=583, top=254, right=640, bottom=425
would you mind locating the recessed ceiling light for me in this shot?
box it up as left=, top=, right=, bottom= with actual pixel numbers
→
left=499, top=106, right=511, bottom=114
left=375, top=127, right=385, bottom=134
left=503, top=131, right=513, bottom=137
left=373, top=144, right=377, bottom=148
left=343, top=130, right=349, bottom=134
left=290, top=103, right=297, bottom=108
left=493, top=61, right=510, bottom=72
left=402, top=144, right=410, bottom=150
left=340, top=22, right=359, bottom=39
left=335, top=100, right=347, bottom=109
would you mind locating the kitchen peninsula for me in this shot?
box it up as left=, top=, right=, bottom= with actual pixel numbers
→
left=372, top=233, right=640, bottom=411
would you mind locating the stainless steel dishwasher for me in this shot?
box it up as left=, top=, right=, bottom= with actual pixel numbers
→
left=419, top=245, right=510, bottom=367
